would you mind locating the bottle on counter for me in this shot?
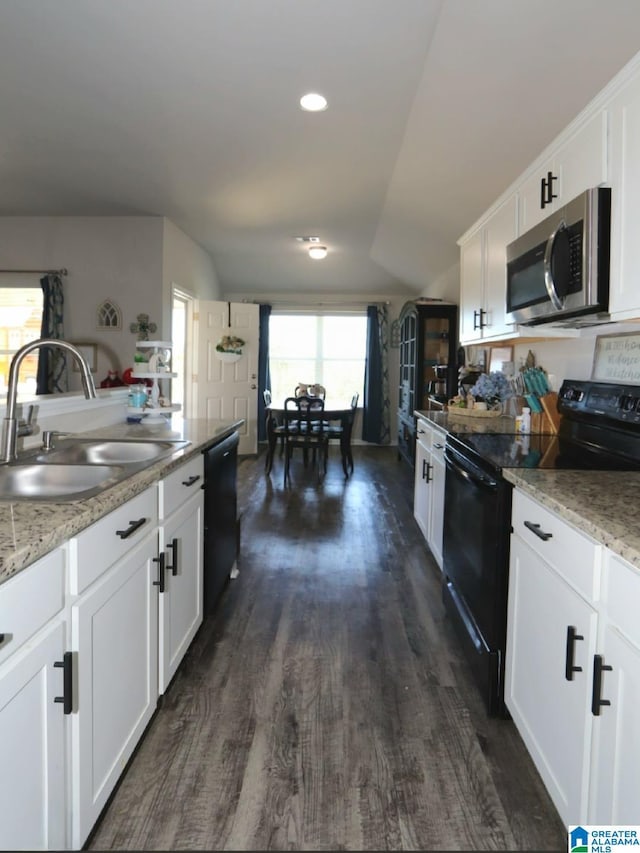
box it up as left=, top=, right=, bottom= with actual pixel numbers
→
left=515, top=406, right=531, bottom=433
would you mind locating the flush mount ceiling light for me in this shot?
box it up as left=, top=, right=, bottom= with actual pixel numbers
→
left=299, top=92, right=328, bottom=112
left=308, top=245, right=328, bottom=260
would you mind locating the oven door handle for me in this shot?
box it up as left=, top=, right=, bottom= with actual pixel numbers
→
left=445, top=449, right=498, bottom=491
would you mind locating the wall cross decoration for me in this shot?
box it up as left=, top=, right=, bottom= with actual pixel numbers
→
left=129, top=312, right=157, bottom=341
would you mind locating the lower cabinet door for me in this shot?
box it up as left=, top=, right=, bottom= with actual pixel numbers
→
left=505, top=535, right=597, bottom=826
left=428, top=442, right=446, bottom=570
left=413, top=439, right=431, bottom=542
left=159, top=490, right=204, bottom=693
left=71, top=534, right=159, bottom=849
left=588, top=625, right=640, bottom=824
left=0, top=619, right=67, bottom=851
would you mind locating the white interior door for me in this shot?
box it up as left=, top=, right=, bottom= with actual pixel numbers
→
left=193, top=301, right=259, bottom=455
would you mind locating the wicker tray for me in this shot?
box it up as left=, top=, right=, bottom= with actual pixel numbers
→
left=446, top=406, right=503, bottom=419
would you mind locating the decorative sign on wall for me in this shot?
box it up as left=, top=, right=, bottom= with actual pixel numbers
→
left=592, top=331, right=640, bottom=384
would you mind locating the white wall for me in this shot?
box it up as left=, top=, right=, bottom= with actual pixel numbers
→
left=0, top=215, right=220, bottom=389
left=0, top=216, right=164, bottom=387
left=162, top=219, right=221, bottom=338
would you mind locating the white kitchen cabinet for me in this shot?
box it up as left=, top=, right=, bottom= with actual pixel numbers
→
left=459, top=194, right=518, bottom=344
left=0, top=547, right=68, bottom=851
left=507, top=488, right=640, bottom=827
left=428, top=432, right=446, bottom=570
left=413, top=420, right=432, bottom=542
left=506, top=532, right=597, bottom=825
left=518, top=110, right=608, bottom=233
left=607, top=69, right=640, bottom=320
left=413, top=417, right=446, bottom=571
left=588, top=549, right=640, bottom=824
left=158, top=455, right=204, bottom=694
left=69, top=487, right=159, bottom=850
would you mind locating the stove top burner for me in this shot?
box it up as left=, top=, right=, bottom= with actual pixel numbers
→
left=447, top=430, right=640, bottom=472
left=446, top=378, right=640, bottom=475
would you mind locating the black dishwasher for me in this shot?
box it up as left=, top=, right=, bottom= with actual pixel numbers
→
left=203, top=430, right=239, bottom=614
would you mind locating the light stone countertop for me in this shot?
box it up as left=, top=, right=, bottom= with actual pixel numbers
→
left=0, top=417, right=243, bottom=586
left=502, top=468, right=640, bottom=570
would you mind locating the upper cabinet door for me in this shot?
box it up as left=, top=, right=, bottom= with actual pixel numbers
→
left=519, top=111, right=608, bottom=234
left=484, top=194, right=518, bottom=340
left=608, top=71, right=640, bottom=320
left=459, top=194, right=517, bottom=345
left=459, top=229, right=484, bottom=344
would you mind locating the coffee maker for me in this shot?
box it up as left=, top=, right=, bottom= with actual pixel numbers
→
left=426, top=364, right=449, bottom=402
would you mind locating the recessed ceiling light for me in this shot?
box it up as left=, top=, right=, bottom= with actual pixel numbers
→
left=308, top=245, right=328, bottom=260
left=300, top=92, right=328, bottom=112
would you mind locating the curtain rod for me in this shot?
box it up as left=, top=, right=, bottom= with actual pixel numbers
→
left=0, top=267, right=68, bottom=276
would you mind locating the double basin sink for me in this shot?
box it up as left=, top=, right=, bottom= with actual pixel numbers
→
left=0, top=437, right=191, bottom=501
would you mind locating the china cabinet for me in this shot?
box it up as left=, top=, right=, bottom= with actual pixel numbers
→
left=397, top=300, right=458, bottom=468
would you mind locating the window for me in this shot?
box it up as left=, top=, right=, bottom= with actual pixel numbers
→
left=269, top=313, right=367, bottom=404
left=0, top=286, right=43, bottom=395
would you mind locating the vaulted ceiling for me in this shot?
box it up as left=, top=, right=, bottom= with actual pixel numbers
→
left=1, top=0, right=640, bottom=297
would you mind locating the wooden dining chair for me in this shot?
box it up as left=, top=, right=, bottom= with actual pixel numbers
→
left=326, top=392, right=359, bottom=475
left=263, top=389, right=285, bottom=470
left=282, top=396, right=328, bottom=484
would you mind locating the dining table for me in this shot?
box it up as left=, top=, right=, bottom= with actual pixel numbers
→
left=264, top=400, right=356, bottom=477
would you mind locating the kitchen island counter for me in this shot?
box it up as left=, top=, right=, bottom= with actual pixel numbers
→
left=0, top=417, right=244, bottom=586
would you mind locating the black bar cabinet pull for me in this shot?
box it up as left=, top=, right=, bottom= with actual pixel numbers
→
left=54, top=651, right=73, bottom=714
left=422, top=458, right=427, bottom=481
left=523, top=520, right=553, bottom=541
left=116, top=517, right=147, bottom=539
left=591, top=654, right=613, bottom=716
left=473, top=309, right=481, bottom=331
left=425, top=462, right=433, bottom=483
left=540, top=175, right=546, bottom=209
left=565, top=626, right=584, bottom=681
left=153, top=552, right=166, bottom=593
left=167, top=538, right=179, bottom=576
left=182, top=474, right=201, bottom=487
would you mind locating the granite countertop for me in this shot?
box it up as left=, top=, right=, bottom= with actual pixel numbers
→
left=0, top=417, right=243, bottom=586
left=503, top=468, right=640, bottom=570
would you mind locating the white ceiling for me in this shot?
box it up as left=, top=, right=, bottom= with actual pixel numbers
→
left=1, top=0, right=640, bottom=298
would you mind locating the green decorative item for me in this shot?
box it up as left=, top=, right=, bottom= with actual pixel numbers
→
left=130, top=313, right=157, bottom=341
left=216, top=334, right=245, bottom=354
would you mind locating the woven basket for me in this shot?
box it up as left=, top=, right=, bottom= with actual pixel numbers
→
left=446, top=405, right=503, bottom=419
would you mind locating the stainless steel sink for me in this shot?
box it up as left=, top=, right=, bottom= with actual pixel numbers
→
left=0, top=463, right=125, bottom=501
left=0, top=438, right=191, bottom=501
left=36, top=438, right=190, bottom=466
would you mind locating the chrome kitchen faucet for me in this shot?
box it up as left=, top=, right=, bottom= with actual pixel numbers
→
left=1, top=338, right=97, bottom=464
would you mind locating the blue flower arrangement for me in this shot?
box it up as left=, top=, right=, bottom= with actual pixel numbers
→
left=470, top=371, right=514, bottom=408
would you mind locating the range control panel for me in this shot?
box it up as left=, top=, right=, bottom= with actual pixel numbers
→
left=559, top=380, right=640, bottom=424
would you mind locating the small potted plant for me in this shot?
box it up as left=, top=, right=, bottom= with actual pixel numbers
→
left=469, top=371, right=514, bottom=412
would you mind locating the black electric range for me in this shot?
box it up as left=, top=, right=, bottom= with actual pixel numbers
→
left=447, top=378, right=640, bottom=474
left=441, top=379, right=640, bottom=717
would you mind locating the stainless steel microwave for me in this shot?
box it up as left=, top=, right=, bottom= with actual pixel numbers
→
left=505, top=187, right=611, bottom=326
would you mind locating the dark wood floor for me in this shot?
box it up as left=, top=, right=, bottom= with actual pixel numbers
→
left=88, top=446, right=566, bottom=851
